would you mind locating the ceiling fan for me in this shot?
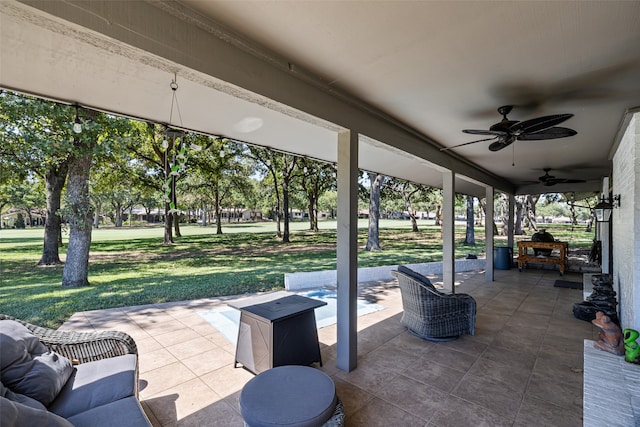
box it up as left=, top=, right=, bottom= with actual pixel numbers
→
left=538, top=168, right=586, bottom=186
left=441, top=105, right=577, bottom=152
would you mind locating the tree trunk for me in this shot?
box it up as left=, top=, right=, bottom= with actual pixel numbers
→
left=163, top=202, right=173, bottom=244
left=114, top=202, right=123, bottom=227
left=215, top=188, right=223, bottom=234
left=62, top=152, right=93, bottom=288
left=365, top=172, right=383, bottom=251
left=173, top=212, right=181, bottom=237
left=93, top=201, right=101, bottom=229
left=201, top=202, right=207, bottom=226
left=434, top=204, right=442, bottom=226
left=282, top=179, right=290, bottom=243
left=38, top=165, right=68, bottom=265
left=463, top=195, right=476, bottom=245
left=400, top=184, right=419, bottom=232
left=515, top=195, right=526, bottom=235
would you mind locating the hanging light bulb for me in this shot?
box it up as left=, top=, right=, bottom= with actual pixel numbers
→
left=219, top=149, right=225, bottom=158
left=162, top=138, right=168, bottom=149
left=73, top=105, right=82, bottom=134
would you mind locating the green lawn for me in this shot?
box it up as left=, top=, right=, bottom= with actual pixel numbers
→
left=0, top=220, right=594, bottom=328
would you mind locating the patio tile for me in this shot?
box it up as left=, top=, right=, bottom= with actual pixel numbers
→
left=331, top=376, right=374, bottom=415
left=440, top=335, right=488, bottom=357
left=429, top=395, right=513, bottom=427
left=425, top=346, right=479, bottom=372
left=144, top=378, right=221, bottom=425
left=165, top=336, right=220, bottom=360
left=376, top=373, right=448, bottom=421
left=514, top=395, right=583, bottom=427
left=163, top=399, right=242, bottom=427
left=335, top=359, right=402, bottom=390
left=347, top=396, right=428, bottom=427
left=140, top=362, right=198, bottom=398
left=136, top=336, right=164, bottom=354
left=404, top=357, right=467, bottom=393
left=452, top=373, right=523, bottom=421
left=58, top=269, right=594, bottom=426
left=140, top=347, right=180, bottom=374
left=467, top=356, right=530, bottom=394
left=181, top=346, right=234, bottom=376
left=525, top=372, right=584, bottom=410
left=199, top=365, right=253, bottom=399
left=153, top=328, right=202, bottom=348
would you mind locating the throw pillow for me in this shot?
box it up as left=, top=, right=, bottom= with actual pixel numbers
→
left=1, top=380, right=47, bottom=411
left=0, top=320, right=74, bottom=406
left=1, top=396, right=73, bottom=427
left=397, top=265, right=435, bottom=290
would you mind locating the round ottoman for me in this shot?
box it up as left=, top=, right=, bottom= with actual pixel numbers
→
left=240, top=365, right=344, bottom=427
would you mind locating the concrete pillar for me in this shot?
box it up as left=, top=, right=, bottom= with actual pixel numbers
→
left=442, top=170, right=455, bottom=292
left=485, top=186, right=494, bottom=281
left=601, top=177, right=611, bottom=275
left=336, top=130, right=358, bottom=372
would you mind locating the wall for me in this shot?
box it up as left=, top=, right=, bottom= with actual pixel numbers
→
left=613, top=113, right=640, bottom=330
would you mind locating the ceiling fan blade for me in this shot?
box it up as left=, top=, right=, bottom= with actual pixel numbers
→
left=510, top=114, right=574, bottom=134
left=519, top=127, right=577, bottom=140
left=544, top=178, right=586, bottom=186
left=440, top=137, right=497, bottom=152
left=462, top=129, right=507, bottom=136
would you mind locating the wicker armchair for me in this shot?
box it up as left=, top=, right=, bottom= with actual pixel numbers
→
left=391, top=269, right=476, bottom=341
left=0, top=314, right=139, bottom=394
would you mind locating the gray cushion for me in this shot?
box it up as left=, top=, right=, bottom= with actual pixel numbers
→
left=67, top=396, right=151, bottom=427
left=240, top=365, right=337, bottom=427
left=397, top=265, right=436, bottom=290
left=1, top=379, right=47, bottom=411
left=1, top=396, right=73, bottom=427
left=48, top=354, right=137, bottom=418
left=0, top=320, right=73, bottom=406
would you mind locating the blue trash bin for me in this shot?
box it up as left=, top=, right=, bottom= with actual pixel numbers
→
left=494, top=246, right=512, bottom=270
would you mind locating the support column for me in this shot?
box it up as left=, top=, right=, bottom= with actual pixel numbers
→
left=336, top=130, right=358, bottom=372
left=485, top=186, right=494, bottom=281
left=442, top=170, right=455, bottom=293
left=601, top=177, right=611, bottom=274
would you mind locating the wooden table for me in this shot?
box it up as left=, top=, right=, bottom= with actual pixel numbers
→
left=517, top=240, right=568, bottom=275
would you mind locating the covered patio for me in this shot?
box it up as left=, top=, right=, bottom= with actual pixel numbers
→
left=2, top=2, right=640, bottom=425
left=61, top=268, right=593, bottom=426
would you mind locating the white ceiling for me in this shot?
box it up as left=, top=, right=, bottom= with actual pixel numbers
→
left=2, top=1, right=640, bottom=197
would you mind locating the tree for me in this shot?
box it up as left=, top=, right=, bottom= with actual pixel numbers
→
left=0, top=92, right=76, bottom=264
left=62, top=109, right=126, bottom=287
left=364, top=172, right=384, bottom=251
left=250, top=147, right=283, bottom=238
left=125, top=122, right=187, bottom=244
left=463, top=195, right=476, bottom=245
left=386, top=179, right=426, bottom=232
left=297, top=158, right=336, bottom=232
left=190, top=138, right=252, bottom=234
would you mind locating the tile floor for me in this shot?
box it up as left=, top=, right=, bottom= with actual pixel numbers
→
left=61, top=268, right=596, bottom=426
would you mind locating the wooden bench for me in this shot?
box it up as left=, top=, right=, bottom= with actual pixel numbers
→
left=517, top=240, right=568, bottom=275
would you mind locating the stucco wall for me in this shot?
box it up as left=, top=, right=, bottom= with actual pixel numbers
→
left=613, top=113, right=640, bottom=330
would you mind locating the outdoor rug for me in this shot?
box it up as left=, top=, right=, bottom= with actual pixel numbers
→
left=198, top=288, right=384, bottom=345
left=554, top=279, right=583, bottom=290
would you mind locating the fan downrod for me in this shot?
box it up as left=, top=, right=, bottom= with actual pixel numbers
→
left=497, top=105, right=513, bottom=120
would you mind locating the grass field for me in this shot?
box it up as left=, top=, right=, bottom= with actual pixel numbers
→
left=0, top=219, right=595, bottom=327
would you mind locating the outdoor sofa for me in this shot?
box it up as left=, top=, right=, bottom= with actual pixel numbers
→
left=392, top=266, right=476, bottom=340
left=0, top=314, right=151, bottom=426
